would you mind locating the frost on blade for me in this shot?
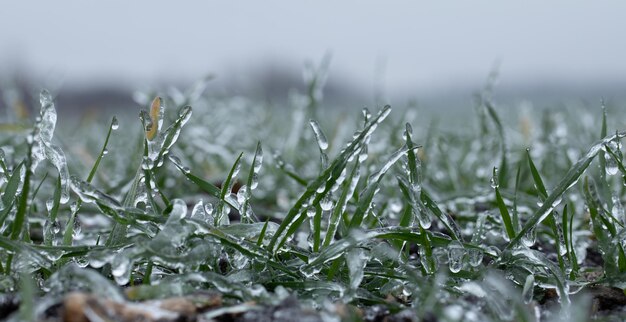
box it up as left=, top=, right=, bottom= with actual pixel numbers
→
left=31, top=90, right=70, bottom=204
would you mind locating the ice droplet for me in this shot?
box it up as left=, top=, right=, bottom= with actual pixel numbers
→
left=111, top=252, right=133, bottom=285
left=237, top=185, right=250, bottom=204
left=447, top=241, right=465, bottom=273
left=309, top=120, right=329, bottom=151
left=320, top=194, right=333, bottom=211
left=521, top=226, right=536, bottom=247
left=611, top=193, right=625, bottom=224
left=490, top=167, right=499, bottom=189
left=467, top=248, right=483, bottom=267
left=253, top=143, right=263, bottom=173
left=604, top=140, right=622, bottom=176
left=111, top=116, right=119, bottom=130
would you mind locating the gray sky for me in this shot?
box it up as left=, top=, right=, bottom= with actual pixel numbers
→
left=2, top=1, right=626, bottom=95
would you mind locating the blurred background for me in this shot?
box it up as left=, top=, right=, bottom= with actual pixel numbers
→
left=1, top=1, right=626, bottom=116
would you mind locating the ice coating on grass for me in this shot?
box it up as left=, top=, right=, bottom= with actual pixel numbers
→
left=251, top=143, right=263, bottom=190
left=46, top=264, right=125, bottom=301
left=191, top=199, right=207, bottom=221
left=346, top=248, right=367, bottom=292
left=310, top=119, right=329, bottom=151
left=30, top=90, right=70, bottom=204
left=144, top=103, right=193, bottom=170
left=611, top=193, right=625, bottom=224
left=603, top=140, right=621, bottom=176
left=522, top=274, right=535, bottom=304
left=112, top=249, right=135, bottom=285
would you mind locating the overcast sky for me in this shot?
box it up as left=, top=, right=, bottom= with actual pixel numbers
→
left=2, top=1, right=626, bottom=95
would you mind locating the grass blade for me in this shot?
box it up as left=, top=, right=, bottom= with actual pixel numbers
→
left=0, top=162, right=23, bottom=225
left=495, top=183, right=516, bottom=240
left=269, top=105, right=392, bottom=253
left=216, top=152, right=243, bottom=226
left=506, top=131, right=626, bottom=250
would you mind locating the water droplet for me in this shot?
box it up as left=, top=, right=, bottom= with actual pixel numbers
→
left=52, top=220, right=61, bottom=234
left=250, top=173, right=259, bottom=190
left=309, top=120, right=329, bottom=151
left=111, top=252, right=132, bottom=285
left=604, top=140, right=622, bottom=176
left=141, top=157, right=154, bottom=170
left=611, top=193, right=625, bottom=224
left=320, top=194, right=333, bottom=211
left=237, top=185, right=250, bottom=204
left=102, top=148, right=108, bottom=155
left=111, top=116, right=119, bottom=130
left=467, top=248, right=483, bottom=267
left=447, top=241, right=465, bottom=273
left=253, top=144, right=263, bottom=173
left=521, top=226, right=536, bottom=247
left=490, top=167, right=499, bottom=189
left=72, top=217, right=82, bottom=239
left=45, top=198, right=54, bottom=213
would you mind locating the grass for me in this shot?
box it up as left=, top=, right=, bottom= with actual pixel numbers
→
left=0, top=73, right=626, bottom=321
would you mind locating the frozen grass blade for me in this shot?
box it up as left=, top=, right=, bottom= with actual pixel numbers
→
left=420, top=190, right=462, bottom=241
left=322, top=162, right=360, bottom=248
left=507, top=131, right=626, bottom=250
left=269, top=105, right=392, bottom=253
left=241, top=142, right=262, bottom=223
left=485, top=102, right=508, bottom=186
left=349, top=145, right=417, bottom=229
left=215, top=152, right=243, bottom=226
left=63, top=116, right=118, bottom=247
left=525, top=152, right=564, bottom=268
left=0, top=162, right=23, bottom=225
left=494, top=174, right=516, bottom=240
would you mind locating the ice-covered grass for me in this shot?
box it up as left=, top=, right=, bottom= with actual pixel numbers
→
left=1, top=74, right=626, bottom=321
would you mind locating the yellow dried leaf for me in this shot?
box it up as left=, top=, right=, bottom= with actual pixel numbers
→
left=146, top=96, right=161, bottom=141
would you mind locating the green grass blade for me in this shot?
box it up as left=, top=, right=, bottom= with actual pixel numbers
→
left=485, top=102, right=508, bottom=186
left=512, top=163, right=522, bottom=232
left=323, top=161, right=360, bottom=248
left=349, top=145, right=418, bottom=229
left=495, top=185, right=516, bottom=240
left=420, top=189, right=462, bottom=241
left=87, top=116, right=117, bottom=183
left=0, top=162, right=23, bottom=225
left=256, top=218, right=270, bottom=247
left=312, top=205, right=322, bottom=252
left=241, top=141, right=262, bottom=223
left=506, top=131, right=626, bottom=250
left=216, top=152, right=243, bottom=226
left=171, top=163, right=237, bottom=209
left=269, top=105, right=392, bottom=253
left=526, top=149, right=548, bottom=199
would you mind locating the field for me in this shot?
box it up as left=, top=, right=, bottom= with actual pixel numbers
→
left=1, top=73, right=626, bottom=322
